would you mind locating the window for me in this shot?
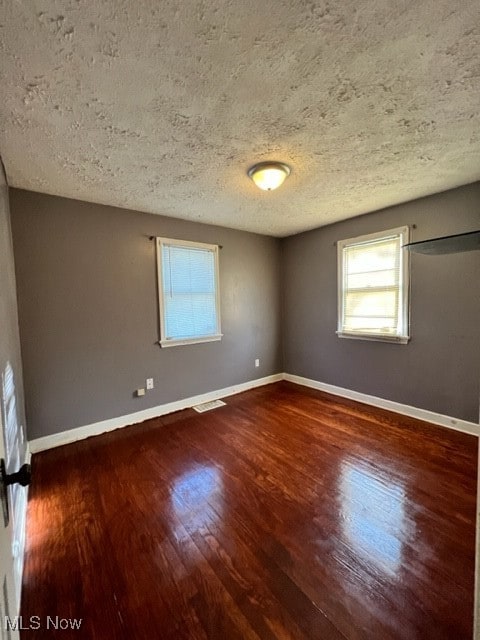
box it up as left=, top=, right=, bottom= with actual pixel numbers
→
left=156, top=238, right=222, bottom=347
left=337, top=227, right=410, bottom=343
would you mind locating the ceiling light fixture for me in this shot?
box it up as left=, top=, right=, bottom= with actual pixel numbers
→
left=248, top=162, right=291, bottom=191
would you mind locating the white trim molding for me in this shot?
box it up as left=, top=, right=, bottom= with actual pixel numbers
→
left=29, top=374, right=283, bottom=453
left=29, top=373, right=479, bottom=453
left=283, top=373, right=480, bottom=437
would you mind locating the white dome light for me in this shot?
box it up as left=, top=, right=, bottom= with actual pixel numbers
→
left=248, top=162, right=291, bottom=191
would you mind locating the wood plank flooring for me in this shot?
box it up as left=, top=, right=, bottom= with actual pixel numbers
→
left=20, top=381, right=477, bottom=639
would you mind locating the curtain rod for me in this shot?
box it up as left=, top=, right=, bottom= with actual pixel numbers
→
left=147, top=235, right=223, bottom=249
left=332, top=224, right=417, bottom=246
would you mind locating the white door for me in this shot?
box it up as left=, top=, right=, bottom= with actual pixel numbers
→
left=0, top=361, right=28, bottom=640
left=0, top=408, right=20, bottom=640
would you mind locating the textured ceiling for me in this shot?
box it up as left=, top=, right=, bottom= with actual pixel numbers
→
left=1, top=1, right=479, bottom=236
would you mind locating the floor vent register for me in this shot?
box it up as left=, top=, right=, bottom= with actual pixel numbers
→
left=192, top=399, right=226, bottom=413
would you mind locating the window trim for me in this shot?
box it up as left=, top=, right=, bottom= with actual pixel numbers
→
left=336, top=226, right=410, bottom=344
left=156, top=237, right=222, bottom=348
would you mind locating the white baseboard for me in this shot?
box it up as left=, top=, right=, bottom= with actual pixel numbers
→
left=284, top=373, right=480, bottom=437
left=29, top=374, right=283, bottom=453
left=29, top=371, right=479, bottom=454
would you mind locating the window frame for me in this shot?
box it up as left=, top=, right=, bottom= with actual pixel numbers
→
left=156, top=237, right=222, bottom=348
left=336, top=226, right=410, bottom=344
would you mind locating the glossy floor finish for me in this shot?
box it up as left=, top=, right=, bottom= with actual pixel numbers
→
left=21, top=382, right=477, bottom=639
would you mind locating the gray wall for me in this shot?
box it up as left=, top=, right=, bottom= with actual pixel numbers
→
left=10, top=189, right=282, bottom=440
left=283, top=183, right=480, bottom=423
left=0, top=165, right=27, bottom=463
left=9, top=182, right=480, bottom=438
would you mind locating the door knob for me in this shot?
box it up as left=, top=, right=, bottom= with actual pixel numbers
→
left=1, top=458, right=31, bottom=527
left=1, top=459, right=31, bottom=488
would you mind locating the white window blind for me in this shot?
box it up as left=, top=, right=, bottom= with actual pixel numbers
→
left=157, top=238, right=221, bottom=347
left=337, top=227, right=410, bottom=343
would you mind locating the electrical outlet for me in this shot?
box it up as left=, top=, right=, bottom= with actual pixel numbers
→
left=146, top=378, right=154, bottom=390
left=255, top=359, right=260, bottom=367
left=136, top=388, right=146, bottom=397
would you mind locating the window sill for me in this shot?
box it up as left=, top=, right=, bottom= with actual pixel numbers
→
left=336, top=331, right=410, bottom=345
left=159, top=334, right=223, bottom=348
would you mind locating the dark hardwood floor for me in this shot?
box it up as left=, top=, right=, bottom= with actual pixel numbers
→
left=21, top=381, right=477, bottom=639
